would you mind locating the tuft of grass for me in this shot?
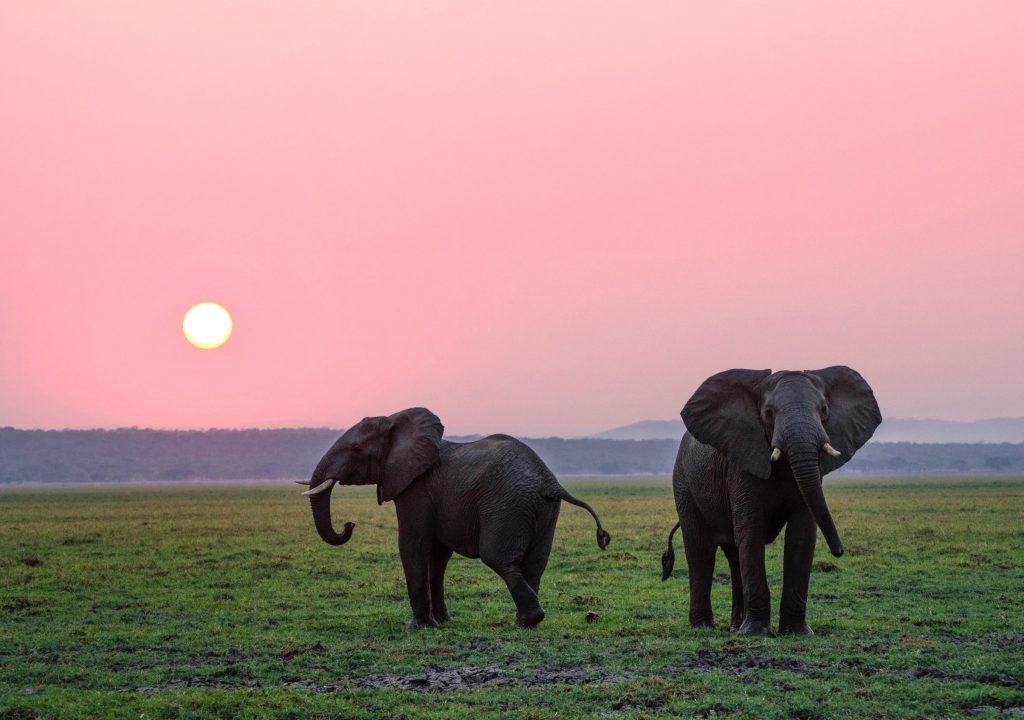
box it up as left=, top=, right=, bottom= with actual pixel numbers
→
left=0, top=476, right=1022, bottom=718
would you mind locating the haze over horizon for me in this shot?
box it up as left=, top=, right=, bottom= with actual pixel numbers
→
left=7, top=416, right=1024, bottom=446
left=2, top=2, right=1022, bottom=437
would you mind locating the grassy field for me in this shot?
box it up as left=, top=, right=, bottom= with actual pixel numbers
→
left=1, top=476, right=1021, bottom=719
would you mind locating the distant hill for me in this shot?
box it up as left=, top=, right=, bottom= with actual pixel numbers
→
left=588, top=418, right=1024, bottom=444
left=587, top=420, right=682, bottom=441
left=871, top=418, right=1024, bottom=444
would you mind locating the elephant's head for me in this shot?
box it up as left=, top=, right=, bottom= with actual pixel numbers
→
left=681, top=366, right=881, bottom=558
left=300, top=407, right=444, bottom=546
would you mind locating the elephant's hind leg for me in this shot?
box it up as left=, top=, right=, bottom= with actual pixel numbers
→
left=678, top=490, right=717, bottom=628
left=429, top=542, right=453, bottom=623
left=488, top=561, right=544, bottom=627
left=683, top=539, right=718, bottom=628
left=523, top=504, right=560, bottom=595
left=507, top=569, right=545, bottom=627
left=722, top=545, right=744, bottom=631
left=481, top=544, right=544, bottom=627
left=399, top=533, right=438, bottom=628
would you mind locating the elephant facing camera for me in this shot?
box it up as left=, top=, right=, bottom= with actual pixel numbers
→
left=662, top=366, right=882, bottom=636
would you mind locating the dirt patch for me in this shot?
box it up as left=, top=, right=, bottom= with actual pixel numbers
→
left=811, top=593, right=838, bottom=601
left=353, top=665, right=507, bottom=692
left=966, top=703, right=1024, bottom=717
left=713, top=573, right=732, bottom=585
left=906, top=668, right=1023, bottom=689
left=279, top=641, right=326, bottom=662
left=123, top=663, right=625, bottom=694
left=836, top=657, right=879, bottom=676
left=460, top=638, right=499, bottom=654
left=110, top=662, right=157, bottom=671
left=352, top=663, right=623, bottom=692
left=18, top=558, right=42, bottom=567
left=996, top=633, right=1024, bottom=649
left=669, top=648, right=820, bottom=675
left=605, top=696, right=668, bottom=716
left=125, top=676, right=260, bottom=693
left=1, top=598, right=45, bottom=614
left=278, top=679, right=346, bottom=693
left=524, top=665, right=623, bottom=687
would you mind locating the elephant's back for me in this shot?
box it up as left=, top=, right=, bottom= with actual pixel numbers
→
left=432, top=437, right=560, bottom=556
left=442, top=436, right=554, bottom=481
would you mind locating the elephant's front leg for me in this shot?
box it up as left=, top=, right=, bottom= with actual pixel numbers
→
left=779, top=509, right=816, bottom=635
left=429, top=542, right=453, bottom=623
left=399, top=533, right=438, bottom=628
left=735, top=524, right=773, bottom=636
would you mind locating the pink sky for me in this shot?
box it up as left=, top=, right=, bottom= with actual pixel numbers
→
left=2, top=2, right=1022, bottom=436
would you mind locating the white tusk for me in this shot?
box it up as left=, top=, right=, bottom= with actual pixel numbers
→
left=301, top=478, right=337, bottom=496
left=823, top=443, right=842, bottom=457
left=771, top=448, right=781, bottom=462
left=295, top=480, right=311, bottom=485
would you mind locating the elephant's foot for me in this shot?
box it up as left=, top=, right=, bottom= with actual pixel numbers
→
left=778, top=622, right=814, bottom=636
left=514, top=607, right=545, bottom=628
left=688, top=606, right=715, bottom=629
left=737, top=618, right=775, bottom=636
left=433, top=609, right=450, bottom=624
left=408, top=616, right=439, bottom=629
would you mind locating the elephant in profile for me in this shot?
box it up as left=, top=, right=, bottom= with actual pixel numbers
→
left=301, top=407, right=611, bottom=628
left=662, top=367, right=881, bottom=635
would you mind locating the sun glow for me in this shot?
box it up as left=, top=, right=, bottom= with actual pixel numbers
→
left=183, top=302, right=232, bottom=349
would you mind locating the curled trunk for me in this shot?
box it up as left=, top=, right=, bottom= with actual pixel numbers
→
left=309, top=482, right=354, bottom=545
left=786, top=441, right=844, bottom=557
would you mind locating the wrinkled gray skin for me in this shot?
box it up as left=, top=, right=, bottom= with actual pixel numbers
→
left=305, top=408, right=610, bottom=629
left=662, top=367, right=881, bottom=636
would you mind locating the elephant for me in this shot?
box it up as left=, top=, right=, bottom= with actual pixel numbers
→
left=661, top=367, right=881, bottom=636
left=300, top=407, right=611, bottom=628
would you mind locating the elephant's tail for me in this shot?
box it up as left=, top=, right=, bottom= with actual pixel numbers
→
left=555, top=488, right=611, bottom=550
left=661, top=522, right=680, bottom=581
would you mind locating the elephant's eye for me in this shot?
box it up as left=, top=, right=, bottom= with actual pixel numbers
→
left=764, top=407, right=774, bottom=421
left=821, top=406, right=829, bottom=421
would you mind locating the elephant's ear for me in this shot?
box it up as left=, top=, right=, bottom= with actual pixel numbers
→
left=378, top=408, right=444, bottom=504
left=807, top=366, right=882, bottom=474
left=682, top=369, right=772, bottom=479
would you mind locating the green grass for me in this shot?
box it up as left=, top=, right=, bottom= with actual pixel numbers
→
left=1, top=476, right=1022, bottom=719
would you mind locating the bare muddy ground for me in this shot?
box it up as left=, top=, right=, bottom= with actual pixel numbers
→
left=115, top=647, right=1022, bottom=695
left=351, top=663, right=623, bottom=691
left=667, top=647, right=821, bottom=675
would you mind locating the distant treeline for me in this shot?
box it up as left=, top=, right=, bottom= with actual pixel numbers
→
left=1, top=428, right=1022, bottom=484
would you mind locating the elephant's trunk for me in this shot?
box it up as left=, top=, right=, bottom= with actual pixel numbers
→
left=784, top=433, right=844, bottom=558
left=308, top=478, right=354, bottom=546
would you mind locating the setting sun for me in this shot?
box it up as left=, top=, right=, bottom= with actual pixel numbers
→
left=182, top=302, right=232, bottom=349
